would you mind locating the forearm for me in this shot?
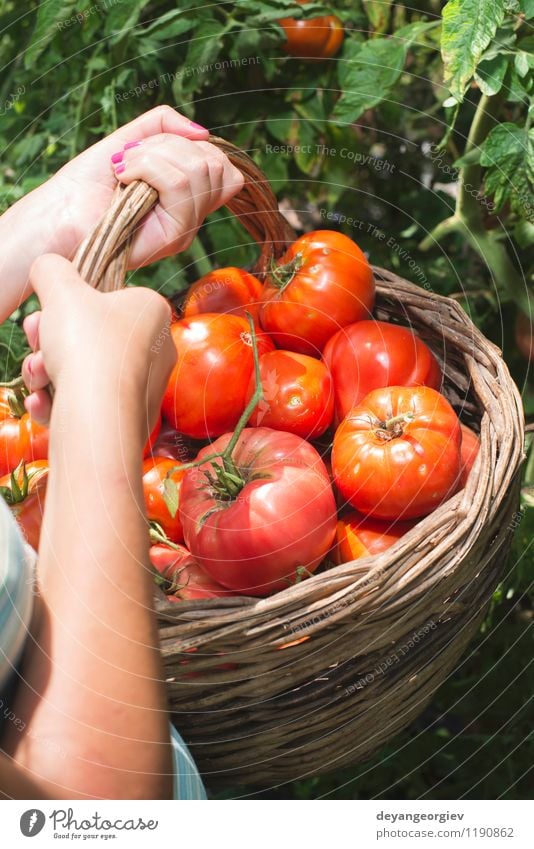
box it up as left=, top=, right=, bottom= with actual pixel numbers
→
left=7, top=377, right=172, bottom=799
left=0, top=185, right=70, bottom=322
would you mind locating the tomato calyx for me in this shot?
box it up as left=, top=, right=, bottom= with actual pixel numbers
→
left=204, top=460, right=246, bottom=501
left=0, top=378, right=28, bottom=419
left=0, top=459, right=34, bottom=504
left=375, top=412, right=415, bottom=442
left=268, top=253, right=304, bottom=292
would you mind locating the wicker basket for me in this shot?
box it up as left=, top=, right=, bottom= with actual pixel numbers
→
left=74, top=137, right=525, bottom=789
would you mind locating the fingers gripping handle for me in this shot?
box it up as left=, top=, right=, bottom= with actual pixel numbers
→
left=72, top=135, right=294, bottom=293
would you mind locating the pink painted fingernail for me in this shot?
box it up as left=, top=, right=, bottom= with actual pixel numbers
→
left=115, top=164, right=125, bottom=175
left=189, top=121, right=207, bottom=131
left=124, top=139, right=142, bottom=150
left=111, top=150, right=124, bottom=164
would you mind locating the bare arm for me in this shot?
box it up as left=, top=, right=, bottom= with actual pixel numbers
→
left=3, top=257, right=177, bottom=799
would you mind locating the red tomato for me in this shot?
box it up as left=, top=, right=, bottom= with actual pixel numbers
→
left=333, top=510, right=416, bottom=565
left=143, top=416, right=161, bottom=458
left=151, top=422, right=196, bottom=463
left=323, top=320, right=442, bottom=421
left=245, top=349, right=334, bottom=439
left=182, top=267, right=263, bottom=324
left=149, top=544, right=231, bottom=600
left=180, top=427, right=337, bottom=596
left=0, top=406, right=49, bottom=476
left=459, top=423, right=480, bottom=488
left=280, top=1, right=344, bottom=59
left=260, top=230, right=375, bottom=356
left=143, top=456, right=185, bottom=543
left=332, top=386, right=461, bottom=520
left=162, top=314, right=274, bottom=439
left=0, top=460, right=48, bottom=550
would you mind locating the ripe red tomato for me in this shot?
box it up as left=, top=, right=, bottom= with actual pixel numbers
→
left=260, top=230, right=375, bottom=356
left=0, top=460, right=48, bottom=550
left=323, top=320, right=442, bottom=422
left=143, top=456, right=185, bottom=543
left=0, top=405, right=49, bottom=476
left=151, top=422, right=196, bottom=463
left=333, top=510, right=416, bottom=565
left=149, top=544, right=231, bottom=600
left=182, top=267, right=263, bottom=324
left=244, top=349, right=334, bottom=439
left=180, top=427, right=337, bottom=596
left=458, top=423, right=480, bottom=488
left=162, top=314, right=274, bottom=439
left=280, top=1, right=344, bottom=59
left=332, top=386, right=461, bottom=520
left=143, top=415, right=161, bottom=458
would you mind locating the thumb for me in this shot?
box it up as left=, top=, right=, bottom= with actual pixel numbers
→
left=29, top=253, right=89, bottom=305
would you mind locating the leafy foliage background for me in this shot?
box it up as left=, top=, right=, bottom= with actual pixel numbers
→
left=0, top=0, right=532, bottom=798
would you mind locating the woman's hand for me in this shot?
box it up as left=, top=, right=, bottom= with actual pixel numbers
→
left=21, top=254, right=176, bottom=437
left=0, top=106, right=244, bottom=320
left=32, top=105, right=244, bottom=266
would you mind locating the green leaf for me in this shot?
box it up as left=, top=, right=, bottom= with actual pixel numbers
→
left=104, top=0, right=153, bottom=39
left=441, top=0, right=507, bottom=102
left=333, top=37, right=407, bottom=123
left=363, top=0, right=392, bottom=34
left=474, top=53, right=509, bottom=95
left=0, top=320, right=30, bottom=382
left=480, top=122, right=534, bottom=221
left=163, top=478, right=179, bottom=519
left=515, top=51, right=531, bottom=78
left=520, top=0, right=534, bottom=17
left=180, top=19, right=224, bottom=94
left=24, top=0, right=78, bottom=69
left=514, top=219, right=534, bottom=248
left=134, top=11, right=195, bottom=41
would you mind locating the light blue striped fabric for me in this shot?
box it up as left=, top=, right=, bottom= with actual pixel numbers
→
left=0, top=499, right=206, bottom=800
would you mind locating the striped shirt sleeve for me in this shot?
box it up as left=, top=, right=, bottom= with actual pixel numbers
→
left=0, top=499, right=34, bottom=692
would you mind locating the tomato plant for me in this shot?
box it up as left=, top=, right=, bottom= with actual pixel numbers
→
left=245, top=349, right=334, bottom=439
left=162, top=314, right=274, bottom=439
left=182, top=267, right=263, bottom=324
left=0, top=459, right=48, bottom=550
left=323, top=320, right=442, bottom=421
left=279, top=1, right=344, bottom=60
left=143, top=456, right=185, bottom=543
left=333, top=510, right=416, bottom=564
left=149, top=543, right=230, bottom=600
left=332, top=386, right=461, bottom=520
left=260, top=230, right=375, bottom=356
left=180, top=427, right=337, bottom=596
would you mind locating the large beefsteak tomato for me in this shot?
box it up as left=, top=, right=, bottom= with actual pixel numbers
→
left=332, top=386, right=461, bottom=520
left=179, top=427, right=337, bottom=596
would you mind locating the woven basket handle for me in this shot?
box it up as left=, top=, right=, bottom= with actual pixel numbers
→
left=73, top=135, right=295, bottom=292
